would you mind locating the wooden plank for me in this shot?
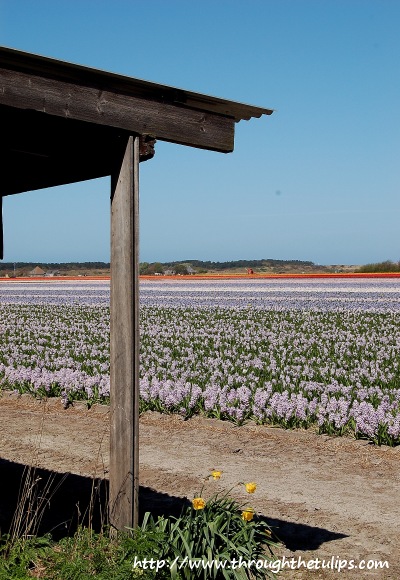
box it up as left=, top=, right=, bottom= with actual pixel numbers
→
left=0, top=67, right=235, bottom=152
left=109, top=135, right=140, bottom=531
left=0, top=46, right=273, bottom=121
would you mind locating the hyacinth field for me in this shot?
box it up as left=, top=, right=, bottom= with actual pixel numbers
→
left=1, top=278, right=400, bottom=446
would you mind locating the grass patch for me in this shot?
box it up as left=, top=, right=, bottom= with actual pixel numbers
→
left=0, top=527, right=167, bottom=580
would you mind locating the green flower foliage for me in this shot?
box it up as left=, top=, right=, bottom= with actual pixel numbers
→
left=140, top=496, right=278, bottom=579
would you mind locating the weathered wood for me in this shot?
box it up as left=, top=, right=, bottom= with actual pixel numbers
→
left=109, top=135, right=140, bottom=531
left=0, top=67, right=235, bottom=152
left=0, top=47, right=273, bottom=121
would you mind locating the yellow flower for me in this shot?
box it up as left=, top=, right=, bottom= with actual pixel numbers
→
left=192, top=497, right=206, bottom=510
left=241, top=508, right=254, bottom=522
left=245, top=482, right=257, bottom=494
left=265, top=529, right=272, bottom=537
left=211, top=470, right=222, bottom=480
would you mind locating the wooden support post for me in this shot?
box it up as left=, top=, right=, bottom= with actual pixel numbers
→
left=109, top=135, right=140, bottom=531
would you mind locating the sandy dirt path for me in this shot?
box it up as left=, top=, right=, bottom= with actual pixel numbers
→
left=0, top=394, right=399, bottom=579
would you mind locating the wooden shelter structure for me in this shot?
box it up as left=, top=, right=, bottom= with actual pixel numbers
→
left=0, top=46, right=273, bottom=531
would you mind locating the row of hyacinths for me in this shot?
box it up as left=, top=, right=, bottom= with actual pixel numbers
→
left=0, top=279, right=400, bottom=445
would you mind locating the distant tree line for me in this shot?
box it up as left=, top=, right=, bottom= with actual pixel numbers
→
left=0, top=262, right=110, bottom=271
left=0, top=258, right=330, bottom=276
left=357, top=260, right=400, bottom=273
left=178, top=259, right=314, bottom=270
left=139, top=258, right=316, bottom=275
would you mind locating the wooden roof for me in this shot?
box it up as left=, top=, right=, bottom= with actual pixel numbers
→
left=0, top=46, right=273, bottom=197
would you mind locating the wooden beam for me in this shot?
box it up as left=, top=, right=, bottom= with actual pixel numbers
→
left=0, top=67, right=235, bottom=152
left=109, top=135, right=140, bottom=531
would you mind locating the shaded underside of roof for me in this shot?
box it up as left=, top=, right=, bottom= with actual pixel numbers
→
left=0, top=105, right=130, bottom=195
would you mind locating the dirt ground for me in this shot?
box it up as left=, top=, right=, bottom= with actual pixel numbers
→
left=0, top=393, right=399, bottom=579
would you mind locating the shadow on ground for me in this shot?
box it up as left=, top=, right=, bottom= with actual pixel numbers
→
left=260, top=515, right=348, bottom=552
left=0, top=458, right=347, bottom=551
left=0, top=458, right=189, bottom=540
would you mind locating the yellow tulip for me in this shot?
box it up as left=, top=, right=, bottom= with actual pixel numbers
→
left=245, top=482, right=257, bottom=494
left=192, top=497, right=206, bottom=510
left=241, top=508, right=254, bottom=522
left=211, top=470, right=222, bottom=480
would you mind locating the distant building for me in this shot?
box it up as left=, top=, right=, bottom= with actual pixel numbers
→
left=30, top=266, right=45, bottom=276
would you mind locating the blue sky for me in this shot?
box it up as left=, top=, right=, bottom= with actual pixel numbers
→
left=1, top=0, right=399, bottom=265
